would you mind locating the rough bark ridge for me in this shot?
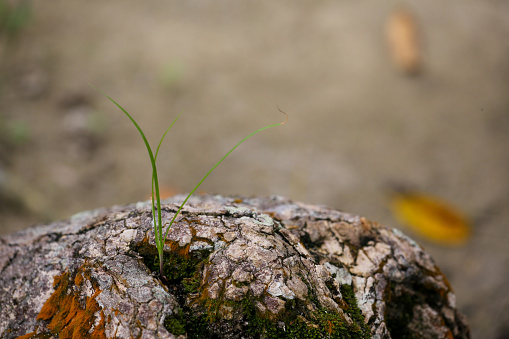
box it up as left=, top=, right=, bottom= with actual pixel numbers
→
left=0, top=194, right=470, bottom=339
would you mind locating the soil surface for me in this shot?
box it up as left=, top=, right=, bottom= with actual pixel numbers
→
left=0, top=1, right=508, bottom=338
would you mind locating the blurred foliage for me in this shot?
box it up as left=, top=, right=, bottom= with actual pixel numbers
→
left=0, top=116, right=30, bottom=146
left=159, top=60, right=185, bottom=89
left=86, top=110, right=109, bottom=135
left=0, top=0, right=31, bottom=38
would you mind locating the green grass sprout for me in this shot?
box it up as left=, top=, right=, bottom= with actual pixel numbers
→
left=93, top=85, right=287, bottom=277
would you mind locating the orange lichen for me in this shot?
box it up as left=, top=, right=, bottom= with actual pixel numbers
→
left=27, top=264, right=107, bottom=339
left=36, top=271, right=71, bottom=322
left=75, top=270, right=85, bottom=286
left=15, top=331, right=37, bottom=339
left=166, top=240, right=191, bottom=258
left=326, top=320, right=334, bottom=335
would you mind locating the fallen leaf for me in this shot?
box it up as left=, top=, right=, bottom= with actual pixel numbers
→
left=390, top=190, right=470, bottom=246
left=386, top=6, right=421, bottom=75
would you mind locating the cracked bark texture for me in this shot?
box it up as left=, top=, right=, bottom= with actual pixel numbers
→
left=0, top=194, right=470, bottom=339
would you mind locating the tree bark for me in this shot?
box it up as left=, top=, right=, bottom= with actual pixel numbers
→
left=0, top=194, right=470, bottom=338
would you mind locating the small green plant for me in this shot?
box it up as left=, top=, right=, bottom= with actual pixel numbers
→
left=95, top=87, right=287, bottom=277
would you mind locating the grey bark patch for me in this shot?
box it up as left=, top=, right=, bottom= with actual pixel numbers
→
left=0, top=194, right=470, bottom=338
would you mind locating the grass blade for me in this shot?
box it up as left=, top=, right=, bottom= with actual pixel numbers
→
left=91, top=85, right=166, bottom=274
left=163, top=111, right=288, bottom=242
left=93, top=82, right=288, bottom=279
left=152, top=115, right=180, bottom=243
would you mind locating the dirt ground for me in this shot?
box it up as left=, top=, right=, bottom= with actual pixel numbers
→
left=1, top=0, right=508, bottom=338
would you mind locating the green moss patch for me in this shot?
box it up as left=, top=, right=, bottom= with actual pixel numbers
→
left=162, top=285, right=371, bottom=338
left=131, top=239, right=211, bottom=294
left=133, top=239, right=371, bottom=338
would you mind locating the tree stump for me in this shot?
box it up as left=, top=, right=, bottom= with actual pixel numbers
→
left=0, top=194, right=470, bottom=338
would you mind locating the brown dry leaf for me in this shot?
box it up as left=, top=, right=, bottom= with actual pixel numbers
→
left=386, top=6, right=421, bottom=75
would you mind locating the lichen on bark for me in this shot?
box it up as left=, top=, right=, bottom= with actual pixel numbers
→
left=0, top=194, right=470, bottom=338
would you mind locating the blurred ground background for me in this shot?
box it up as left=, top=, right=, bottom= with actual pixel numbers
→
left=0, top=0, right=508, bottom=337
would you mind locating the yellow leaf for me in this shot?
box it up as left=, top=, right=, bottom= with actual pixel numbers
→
left=390, top=190, right=470, bottom=246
